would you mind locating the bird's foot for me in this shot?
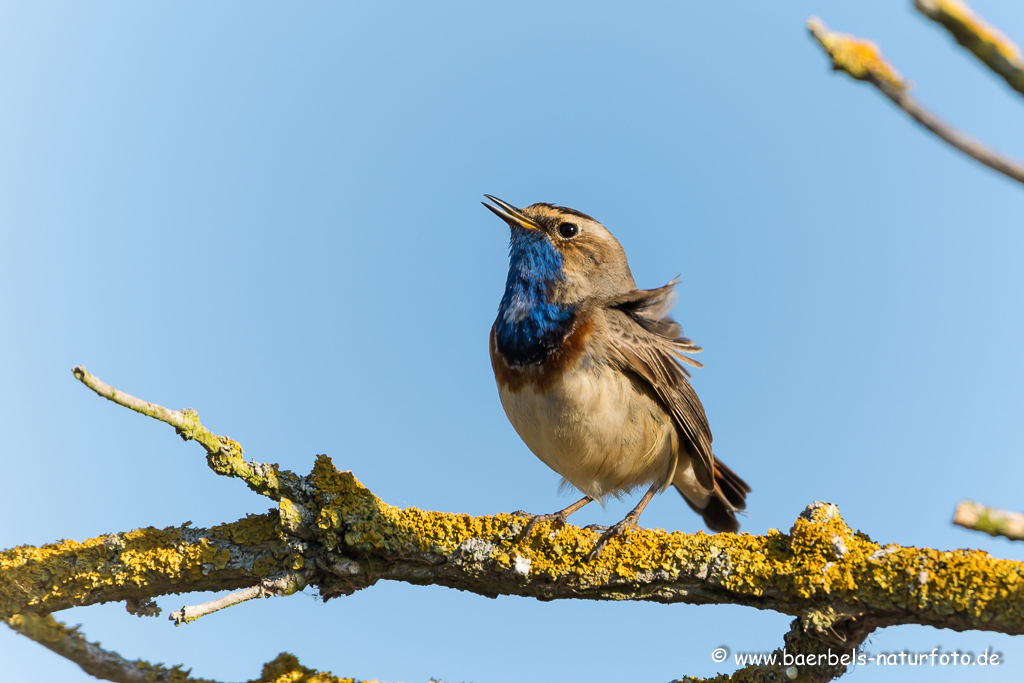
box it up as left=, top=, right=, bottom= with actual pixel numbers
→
left=587, top=518, right=640, bottom=561
left=513, top=511, right=571, bottom=540
left=512, top=496, right=593, bottom=541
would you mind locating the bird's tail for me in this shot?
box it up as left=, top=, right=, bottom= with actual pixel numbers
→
left=675, top=456, right=751, bottom=533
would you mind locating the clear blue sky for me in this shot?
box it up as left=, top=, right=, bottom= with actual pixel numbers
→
left=2, top=2, right=1023, bottom=682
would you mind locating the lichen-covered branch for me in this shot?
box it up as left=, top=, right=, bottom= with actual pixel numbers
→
left=253, top=654, right=364, bottom=683
left=6, top=613, right=366, bottom=683
left=0, top=513, right=297, bottom=620
left=807, top=17, right=1024, bottom=186
left=954, top=500, right=1024, bottom=541
left=310, top=469, right=1024, bottom=635
left=59, top=370, right=1024, bottom=637
left=6, top=613, right=219, bottom=683
left=6, top=368, right=1022, bottom=683
left=916, top=0, right=1024, bottom=96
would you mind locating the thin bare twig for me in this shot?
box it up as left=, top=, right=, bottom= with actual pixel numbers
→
left=170, top=572, right=310, bottom=626
left=877, top=81, right=1024, bottom=184
left=954, top=500, right=1024, bottom=541
left=916, top=0, right=1024, bottom=96
left=808, top=17, right=1024, bottom=186
left=73, top=366, right=190, bottom=431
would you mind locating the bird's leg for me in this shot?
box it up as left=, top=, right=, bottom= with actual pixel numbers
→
left=587, top=482, right=660, bottom=561
left=514, top=496, right=593, bottom=539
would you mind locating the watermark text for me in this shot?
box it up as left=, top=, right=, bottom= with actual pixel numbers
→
left=712, top=646, right=1002, bottom=669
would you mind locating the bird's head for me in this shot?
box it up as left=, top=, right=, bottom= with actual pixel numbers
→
left=482, top=195, right=636, bottom=306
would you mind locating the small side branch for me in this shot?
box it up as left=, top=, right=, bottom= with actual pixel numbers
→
left=808, top=17, right=1024, bottom=186
left=954, top=500, right=1024, bottom=541
left=73, top=366, right=299, bottom=501
left=170, top=572, right=310, bottom=626
left=916, top=0, right=1024, bottom=96
left=73, top=365, right=233, bottom=456
left=73, top=367, right=190, bottom=429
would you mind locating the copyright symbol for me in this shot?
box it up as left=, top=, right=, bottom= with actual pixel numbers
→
left=712, top=647, right=728, bottom=663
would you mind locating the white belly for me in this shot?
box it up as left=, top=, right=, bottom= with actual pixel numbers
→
left=497, top=358, right=677, bottom=501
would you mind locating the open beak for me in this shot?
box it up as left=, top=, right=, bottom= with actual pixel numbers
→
left=482, top=195, right=542, bottom=231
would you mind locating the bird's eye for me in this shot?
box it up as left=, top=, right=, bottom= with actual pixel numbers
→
left=557, top=222, right=579, bottom=239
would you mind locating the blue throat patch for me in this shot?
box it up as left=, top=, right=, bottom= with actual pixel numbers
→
left=495, top=227, right=575, bottom=366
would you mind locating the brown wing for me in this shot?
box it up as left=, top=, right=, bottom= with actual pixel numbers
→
left=602, top=281, right=715, bottom=490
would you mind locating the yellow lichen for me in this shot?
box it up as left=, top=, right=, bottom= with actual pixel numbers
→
left=279, top=498, right=309, bottom=534
left=288, top=553, right=305, bottom=571
left=252, top=557, right=279, bottom=578
left=220, top=436, right=245, bottom=454
left=214, top=512, right=283, bottom=546
left=1, top=526, right=187, bottom=617
left=809, top=17, right=907, bottom=92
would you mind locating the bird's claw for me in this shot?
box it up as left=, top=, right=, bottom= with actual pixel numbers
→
left=514, top=511, right=570, bottom=540
left=587, top=519, right=639, bottom=561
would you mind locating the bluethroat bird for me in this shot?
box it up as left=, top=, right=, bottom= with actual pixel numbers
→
left=483, top=196, right=750, bottom=559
